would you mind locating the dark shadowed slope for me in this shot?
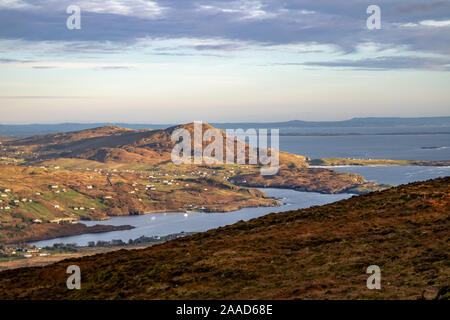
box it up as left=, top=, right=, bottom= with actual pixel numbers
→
left=0, top=177, right=448, bottom=300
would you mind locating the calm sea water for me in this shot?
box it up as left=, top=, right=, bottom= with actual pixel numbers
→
left=280, top=134, right=450, bottom=161
left=326, top=166, right=450, bottom=185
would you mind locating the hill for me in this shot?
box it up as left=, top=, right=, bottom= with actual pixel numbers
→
left=2, top=123, right=378, bottom=194
left=0, top=177, right=448, bottom=300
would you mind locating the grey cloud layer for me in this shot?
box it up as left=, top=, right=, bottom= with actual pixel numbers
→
left=1, top=1, right=449, bottom=66
left=273, top=56, right=450, bottom=71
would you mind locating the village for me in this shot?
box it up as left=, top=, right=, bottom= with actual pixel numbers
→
left=0, top=149, right=275, bottom=244
left=0, top=231, right=195, bottom=271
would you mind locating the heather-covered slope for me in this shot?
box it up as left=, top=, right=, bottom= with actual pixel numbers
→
left=0, top=177, right=448, bottom=300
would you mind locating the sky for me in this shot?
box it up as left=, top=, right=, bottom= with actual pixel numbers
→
left=0, top=0, right=449, bottom=124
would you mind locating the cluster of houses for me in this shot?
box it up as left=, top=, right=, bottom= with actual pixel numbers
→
left=0, top=188, right=33, bottom=210
left=50, top=185, right=67, bottom=194
left=0, top=245, right=51, bottom=259
left=85, top=232, right=194, bottom=248
left=49, top=217, right=79, bottom=224
left=72, top=206, right=95, bottom=211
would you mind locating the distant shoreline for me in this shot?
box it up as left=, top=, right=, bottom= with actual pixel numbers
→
left=279, top=132, right=450, bottom=137
left=308, top=158, right=450, bottom=167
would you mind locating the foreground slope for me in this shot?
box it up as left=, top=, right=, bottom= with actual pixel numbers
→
left=0, top=177, right=448, bottom=300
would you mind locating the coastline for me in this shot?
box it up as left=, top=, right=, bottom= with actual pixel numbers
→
left=6, top=223, right=135, bottom=245
left=308, top=158, right=450, bottom=167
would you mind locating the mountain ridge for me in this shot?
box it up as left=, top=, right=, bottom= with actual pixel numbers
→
left=1, top=117, right=450, bottom=137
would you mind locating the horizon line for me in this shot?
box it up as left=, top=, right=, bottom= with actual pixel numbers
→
left=1, top=116, right=450, bottom=126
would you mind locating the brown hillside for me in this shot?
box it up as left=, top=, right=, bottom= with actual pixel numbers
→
left=5, top=123, right=306, bottom=167
left=0, top=177, right=448, bottom=300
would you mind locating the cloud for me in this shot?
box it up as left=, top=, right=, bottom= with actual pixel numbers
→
left=0, top=57, right=35, bottom=63
left=197, top=0, right=277, bottom=20
left=95, top=65, right=132, bottom=70
left=275, top=56, right=450, bottom=71
left=76, top=0, right=167, bottom=19
left=398, top=19, right=450, bottom=28
left=0, top=0, right=35, bottom=10
left=191, top=43, right=241, bottom=51
left=32, top=65, right=58, bottom=69
left=419, top=19, right=450, bottom=27
left=0, top=0, right=449, bottom=69
left=0, top=95, right=92, bottom=99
